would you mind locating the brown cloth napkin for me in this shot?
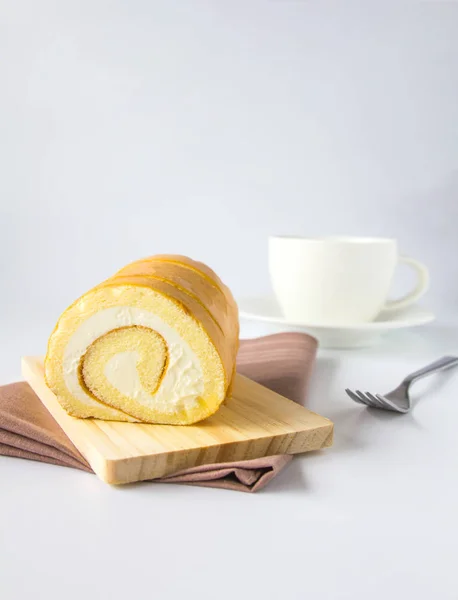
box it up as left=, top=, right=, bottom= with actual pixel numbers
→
left=0, top=333, right=317, bottom=492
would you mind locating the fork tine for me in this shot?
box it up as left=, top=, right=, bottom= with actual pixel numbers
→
left=345, top=388, right=366, bottom=404
left=352, top=390, right=370, bottom=405
left=376, top=394, right=408, bottom=413
left=347, top=387, right=409, bottom=413
left=355, top=390, right=376, bottom=407
left=366, top=392, right=386, bottom=409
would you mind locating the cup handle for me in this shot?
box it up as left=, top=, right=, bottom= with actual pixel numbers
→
left=383, top=256, right=429, bottom=312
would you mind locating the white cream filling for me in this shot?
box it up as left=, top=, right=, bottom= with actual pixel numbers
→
left=62, top=306, right=204, bottom=413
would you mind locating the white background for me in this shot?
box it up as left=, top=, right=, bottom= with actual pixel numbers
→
left=1, top=1, right=458, bottom=344
left=1, top=4, right=458, bottom=600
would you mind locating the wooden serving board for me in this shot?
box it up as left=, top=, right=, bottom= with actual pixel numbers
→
left=22, top=356, right=333, bottom=485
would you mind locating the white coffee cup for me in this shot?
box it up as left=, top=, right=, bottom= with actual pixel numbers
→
left=269, top=236, right=429, bottom=325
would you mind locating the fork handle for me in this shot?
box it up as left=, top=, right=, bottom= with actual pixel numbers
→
left=403, top=356, right=458, bottom=385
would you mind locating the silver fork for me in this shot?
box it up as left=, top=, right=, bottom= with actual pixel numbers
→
left=346, top=356, right=458, bottom=413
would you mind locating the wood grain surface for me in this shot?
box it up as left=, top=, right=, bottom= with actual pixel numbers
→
left=22, top=356, right=333, bottom=484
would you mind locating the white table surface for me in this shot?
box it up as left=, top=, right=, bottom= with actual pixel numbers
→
left=1, top=317, right=458, bottom=600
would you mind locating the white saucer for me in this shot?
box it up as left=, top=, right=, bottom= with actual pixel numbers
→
left=238, top=297, right=436, bottom=348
